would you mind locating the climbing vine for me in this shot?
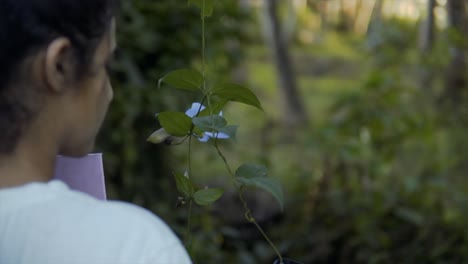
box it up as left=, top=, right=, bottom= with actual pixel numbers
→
left=147, top=0, right=285, bottom=263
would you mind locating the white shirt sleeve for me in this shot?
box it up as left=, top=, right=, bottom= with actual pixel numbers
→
left=95, top=200, right=193, bottom=264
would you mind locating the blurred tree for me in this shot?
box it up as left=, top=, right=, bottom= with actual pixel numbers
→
left=337, top=0, right=355, bottom=32
left=96, top=0, right=251, bottom=211
left=419, top=0, right=437, bottom=91
left=444, top=0, right=468, bottom=103
left=352, top=0, right=364, bottom=32
left=419, top=0, right=436, bottom=54
left=367, top=0, right=385, bottom=37
left=263, top=0, right=308, bottom=130
left=318, top=0, right=329, bottom=33
left=307, top=0, right=329, bottom=37
left=284, top=0, right=298, bottom=43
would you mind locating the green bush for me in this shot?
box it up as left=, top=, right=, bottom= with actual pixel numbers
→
left=96, top=0, right=251, bottom=233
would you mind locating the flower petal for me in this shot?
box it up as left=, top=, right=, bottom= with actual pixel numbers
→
left=185, top=102, right=205, bottom=118
left=198, top=134, right=210, bottom=142
left=186, top=102, right=230, bottom=142
left=205, top=132, right=230, bottom=139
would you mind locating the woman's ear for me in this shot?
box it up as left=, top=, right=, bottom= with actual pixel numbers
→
left=44, top=37, right=75, bottom=93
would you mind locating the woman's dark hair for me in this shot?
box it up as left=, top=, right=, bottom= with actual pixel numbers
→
left=0, top=0, right=116, bottom=154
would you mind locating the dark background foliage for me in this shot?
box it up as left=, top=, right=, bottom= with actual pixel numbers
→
left=95, top=0, right=468, bottom=263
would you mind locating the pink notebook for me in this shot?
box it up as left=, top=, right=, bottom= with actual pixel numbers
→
left=53, top=153, right=107, bottom=200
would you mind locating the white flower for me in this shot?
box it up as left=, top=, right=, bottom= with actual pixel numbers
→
left=185, top=102, right=229, bottom=142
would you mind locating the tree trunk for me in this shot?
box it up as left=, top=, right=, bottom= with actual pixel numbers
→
left=337, top=0, right=356, bottom=32
left=263, top=0, right=308, bottom=129
left=352, top=0, right=364, bottom=33
left=419, top=0, right=437, bottom=91
left=444, top=0, right=468, bottom=103
left=310, top=0, right=329, bottom=34
left=284, top=0, right=298, bottom=44
left=366, top=0, right=385, bottom=36
left=419, top=0, right=436, bottom=54
left=337, top=0, right=346, bottom=31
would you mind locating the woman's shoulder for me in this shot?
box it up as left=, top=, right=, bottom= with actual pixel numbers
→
left=1, top=179, right=176, bottom=238
left=0, top=180, right=191, bottom=264
left=51, top=180, right=178, bottom=239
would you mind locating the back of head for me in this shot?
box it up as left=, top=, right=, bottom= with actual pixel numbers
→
left=0, top=0, right=116, bottom=154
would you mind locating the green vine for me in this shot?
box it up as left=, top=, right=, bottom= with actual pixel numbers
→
left=214, top=139, right=283, bottom=261
left=148, top=1, right=284, bottom=263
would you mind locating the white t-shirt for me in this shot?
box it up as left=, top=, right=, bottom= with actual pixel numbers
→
left=0, top=180, right=192, bottom=264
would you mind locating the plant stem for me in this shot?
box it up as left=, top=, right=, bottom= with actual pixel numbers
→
left=185, top=1, right=283, bottom=262
left=184, top=131, right=194, bottom=250
left=214, top=140, right=283, bottom=263
left=188, top=131, right=192, bottom=177
left=184, top=5, right=207, bottom=250
left=185, top=200, right=194, bottom=253
left=240, top=192, right=283, bottom=264
left=201, top=0, right=206, bottom=78
left=214, top=141, right=228, bottom=172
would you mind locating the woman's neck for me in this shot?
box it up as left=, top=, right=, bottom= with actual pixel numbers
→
left=0, top=125, right=58, bottom=189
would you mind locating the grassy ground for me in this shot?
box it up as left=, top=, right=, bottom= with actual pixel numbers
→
left=243, top=32, right=367, bottom=126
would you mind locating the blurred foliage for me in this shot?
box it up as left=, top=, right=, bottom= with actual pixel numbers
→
left=367, top=18, right=418, bottom=67
left=94, top=1, right=468, bottom=263
left=266, top=17, right=468, bottom=263
left=95, top=0, right=251, bottom=243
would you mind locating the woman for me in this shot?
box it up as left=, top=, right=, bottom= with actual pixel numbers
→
left=0, top=0, right=191, bottom=263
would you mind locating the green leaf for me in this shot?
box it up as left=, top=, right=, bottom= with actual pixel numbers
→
left=188, top=0, right=214, bottom=17
left=159, top=69, right=203, bottom=91
left=192, top=115, right=227, bottom=132
left=147, top=128, right=171, bottom=144
left=212, top=83, right=263, bottom=110
left=174, top=172, right=195, bottom=198
left=235, top=163, right=284, bottom=211
left=238, top=177, right=284, bottom=211
left=198, top=100, right=228, bottom=117
left=235, top=163, right=268, bottom=178
left=157, top=112, right=192, bottom=137
left=194, top=188, right=224, bottom=206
